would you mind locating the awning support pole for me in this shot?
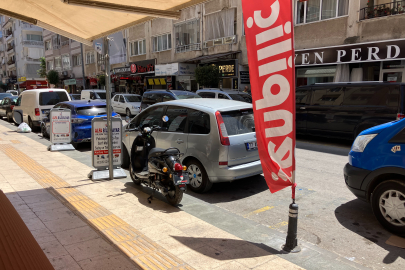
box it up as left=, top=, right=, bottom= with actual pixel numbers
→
left=105, top=37, right=114, bottom=180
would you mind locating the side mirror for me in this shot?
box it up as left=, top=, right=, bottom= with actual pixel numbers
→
left=125, top=116, right=130, bottom=123
left=162, top=115, right=169, bottom=122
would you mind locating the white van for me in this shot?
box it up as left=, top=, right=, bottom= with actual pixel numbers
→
left=80, top=89, right=107, bottom=102
left=13, top=89, right=70, bottom=130
left=6, top=90, right=19, bottom=96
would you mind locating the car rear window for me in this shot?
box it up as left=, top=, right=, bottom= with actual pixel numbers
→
left=142, top=93, right=161, bottom=103
left=39, top=92, right=69, bottom=105
left=70, top=94, right=81, bottom=100
left=172, top=91, right=201, bottom=100
left=76, top=106, right=107, bottom=116
left=125, top=95, right=142, bottom=102
left=228, top=94, right=252, bottom=103
left=96, top=92, right=107, bottom=99
left=221, top=109, right=255, bottom=136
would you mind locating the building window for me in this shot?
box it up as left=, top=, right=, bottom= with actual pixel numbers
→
left=296, top=0, right=349, bottom=24
left=152, top=34, right=171, bottom=52
left=45, top=40, right=52, bottom=51
left=86, top=51, right=95, bottom=64
left=47, top=60, right=54, bottom=70
left=26, top=34, right=43, bottom=41
left=130, top=39, right=146, bottom=56
left=72, top=54, right=82, bottom=66
left=61, top=54, right=70, bottom=70
left=205, top=9, right=235, bottom=40
left=174, top=19, right=200, bottom=52
left=55, top=56, right=62, bottom=69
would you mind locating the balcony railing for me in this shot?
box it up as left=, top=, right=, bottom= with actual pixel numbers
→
left=22, top=40, right=44, bottom=46
left=360, top=1, right=405, bottom=20
left=61, top=40, right=69, bottom=47
left=6, top=45, right=14, bottom=53
left=203, top=35, right=237, bottom=48
left=53, top=44, right=60, bottom=50
left=175, top=43, right=201, bottom=53
left=23, top=56, right=40, bottom=62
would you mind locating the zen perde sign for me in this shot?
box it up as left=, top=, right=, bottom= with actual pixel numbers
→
left=91, top=117, right=122, bottom=169
left=242, top=0, right=296, bottom=194
left=50, top=109, right=71, bottom=144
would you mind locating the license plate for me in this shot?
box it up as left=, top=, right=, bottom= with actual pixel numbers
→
left=42, top=109, right=50, bottom=114
left=246, top=141, right=258, bottom=151
left=173, top=172, right=189, bottom=185
left=136, top=146, right=143, bottom=151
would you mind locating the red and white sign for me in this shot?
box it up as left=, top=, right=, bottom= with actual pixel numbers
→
left=242, top=0, right=295, bottom=193
left=92, top=119, right=122, bottom=168
left=130, top=64, right=137, bottom=73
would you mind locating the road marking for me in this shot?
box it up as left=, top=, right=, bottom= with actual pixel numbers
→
left=244, top=206, right=274, bottom=218
left=0, top=144, right=194, bottom=270
left=269, top=221, right=288, bottom=229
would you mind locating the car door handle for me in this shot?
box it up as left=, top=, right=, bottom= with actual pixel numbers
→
left=300, top=107, right=306, bottom=110
left=176, top=139, right=184, bottom=144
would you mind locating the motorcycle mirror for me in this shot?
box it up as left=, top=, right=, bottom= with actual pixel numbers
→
left=162, top=115, right=169, bottom=122
left=125, top=116, right=130, bottom=123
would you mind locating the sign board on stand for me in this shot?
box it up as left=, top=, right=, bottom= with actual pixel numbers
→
left=47, top=108, right=75, bottom=152
left=88, top=117, right=126, bottom=180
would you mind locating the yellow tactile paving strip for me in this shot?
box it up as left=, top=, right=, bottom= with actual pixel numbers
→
left=0, top=144, right=194, bottom=270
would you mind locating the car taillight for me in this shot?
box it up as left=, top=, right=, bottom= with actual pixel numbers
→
left=35, top=108, right=40, bottom=116
left=219, top=162, right=228, bottom=166
left=397, top=113, right=405, bottom=120
left=10, top=105, right=14, bottom=110
left=215, top=111, right=230, bottom=146
left=174, top=163, right=183, bottom=171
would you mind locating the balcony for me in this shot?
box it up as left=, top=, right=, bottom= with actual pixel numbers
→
left=22, top=40, right=44, bottom=47
left=175, top=43, right=201, bottom=53
left=21, top=22, right=42, bottom=31
left=360, top=1, right=405, bottom=20
left=23, top=56, right=40, bottom=62
left=6, top=45, right=14, bottom=54
left=7, top=60, right=15, bottom=69
left=203, top=35, right=237, bottom=49
left=61, top=40, right=70, bottom=47
left=5, top=32, right=13, bottom=41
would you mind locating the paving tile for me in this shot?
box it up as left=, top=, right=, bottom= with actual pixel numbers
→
left=49, top=254, right=82, bottom=270
left=30, top=228, right=58, bottom=244
left=213, top=261, right=250, bottom=270
left=24, top=217, right=47, bottom=231
left=44, top=215, right=87, bottom=233
left=221, top=243, right=277, bottom=268
left=97, top=197, right=136, bottom=210
left=39, top=240, right=69, bottom=260
left=54, top=226, right=100, bottom=246
left=157, top=236, right=206, bottom=256
left=78, top=251, right=139, bottom=270
left=177, top=245, right=230, bottom=270
left=153, top=209, right=199, bottom=227
left=18, top=209, right=38, bottom=221
left=29, top=199, right=67, bottom=212
left=22, top=192, right=56, bottom=204
left=65, top=238, right=117, bottom=262
left=36, top=207, right=76, bottom=222
left=253, top=257, right=305, bottom=270
left=139, top=222, right=187, bottom=242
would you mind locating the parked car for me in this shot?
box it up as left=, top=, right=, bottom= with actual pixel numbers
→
left=112, top=94, right=142, bottom=117
left=80, top=89, right=107, bottom=102
left=296, top=82, right=405, bottom=139
left=69, top=94, right=81, bottom=100
left=197, top=89, right=252, bottom=103
left=40, top=100, right=119, bottom=145
left=6, top=90, right=19, bottom=96
left=13, top=89, right=71, bottom=130
left=0, top=93, right=12, bottom=101
left=141, top=90, right=201, bottom=110
left=0, top=96, right=18, bottom=122
left=122, top=99, right=262, bottom=193
left=344, top=118, right=405, bottom=236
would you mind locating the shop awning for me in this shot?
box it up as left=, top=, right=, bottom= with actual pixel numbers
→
left=184, top=51, right=241, bottom=63
left=0, top=0, right=206, bottom=46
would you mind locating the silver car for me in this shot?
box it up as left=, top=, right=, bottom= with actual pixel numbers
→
left=196, top=89, right=252, bottom=103
left=122, top=99, right=262, bottom=193
left=112, top=94, right=142, bottom=117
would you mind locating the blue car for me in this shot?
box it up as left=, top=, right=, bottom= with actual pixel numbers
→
left=41, top=100, right=119, bottom=145
left=344, top=118, right=405, bottom=236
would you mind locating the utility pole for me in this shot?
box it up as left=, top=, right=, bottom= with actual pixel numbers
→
left=80, top=43, right=86, bottom=91
left=105, top=36, right=114, bottom=180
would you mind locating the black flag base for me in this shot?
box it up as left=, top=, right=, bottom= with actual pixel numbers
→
left=282, top=202, right=301, bottom=253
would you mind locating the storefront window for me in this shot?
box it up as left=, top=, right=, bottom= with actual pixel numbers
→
left=382, top=60, right=405, bottom=69
left=296, top=66, right=336, bottom=86
left=296, top=0, right=349, bottom=24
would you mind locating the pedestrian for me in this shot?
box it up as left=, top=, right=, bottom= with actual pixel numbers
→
left=243, top=86, right=250, bottom=94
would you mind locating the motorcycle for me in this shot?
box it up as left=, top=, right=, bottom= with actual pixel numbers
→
left=129, top=120, right=189, bottom=206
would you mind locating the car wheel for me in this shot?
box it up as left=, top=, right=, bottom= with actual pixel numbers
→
left=126, top=108, right=132, bottom=118
left=28, top=117, right=34, bottom=130
left=371, top=180, right=405, bottom=236
left=129, top=163, right=142, bottom=185
left=185, top=159, right=212, bottom=193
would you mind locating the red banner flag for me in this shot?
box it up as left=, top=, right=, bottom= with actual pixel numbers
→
left=242, top=0, right=296, bottom=193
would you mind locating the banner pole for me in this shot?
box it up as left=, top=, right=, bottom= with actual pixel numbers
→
left=106, top=37, right=114, bottom=180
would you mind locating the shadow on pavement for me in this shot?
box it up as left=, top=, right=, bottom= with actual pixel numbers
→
left=335, top=199, right=405, bottom=264
left=296, top=135, right=351, bottom=156
left=171, top=236, right=281, bottom=259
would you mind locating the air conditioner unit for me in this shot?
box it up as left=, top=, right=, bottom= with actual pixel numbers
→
left=62, top=71, right=68, bottom=76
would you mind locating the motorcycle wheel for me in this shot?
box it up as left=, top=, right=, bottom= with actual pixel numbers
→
left=165, top=185, right=183, bottom=206
left=129, top=163, right=142, bottom=185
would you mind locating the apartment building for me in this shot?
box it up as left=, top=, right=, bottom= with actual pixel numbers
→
left=0, top=15, right=46, bottom=91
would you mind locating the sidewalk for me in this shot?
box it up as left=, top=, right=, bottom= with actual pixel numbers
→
left=0, top=124, right=304, bottom=270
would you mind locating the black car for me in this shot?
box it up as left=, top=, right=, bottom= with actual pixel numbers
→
left=141, top=89, right=201, bottom=110
left=0, top=96, right=18, bottom=122
left=296, top=82, right=405, bottom=139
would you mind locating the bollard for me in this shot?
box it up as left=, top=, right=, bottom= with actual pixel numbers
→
left=282, top=183, right=301, bottom=253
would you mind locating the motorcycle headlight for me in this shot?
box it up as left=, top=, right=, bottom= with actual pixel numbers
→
left=352, top=134, right=377, bottom=152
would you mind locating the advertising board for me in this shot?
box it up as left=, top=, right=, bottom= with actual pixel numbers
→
left=50, top=108, right=71, bottom=144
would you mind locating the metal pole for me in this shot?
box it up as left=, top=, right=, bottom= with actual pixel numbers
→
left=80, top=43, right=86, bottom=91
left=105, top=37, right=114, bottom=180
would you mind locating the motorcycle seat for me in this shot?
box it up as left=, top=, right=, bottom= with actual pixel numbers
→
left=148, top=148, right=180, bottom=158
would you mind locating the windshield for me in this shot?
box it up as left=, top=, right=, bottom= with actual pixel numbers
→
left=95, top=92, right=107, bottom=99
left=228, top=93, right=252, bottom=103
left=124, top=95, right=142, bottom=102
left=221, top=109, right=255, bottom=136
left=76, top=106, right=107, bottom=116
left=172, top=91, right=202, bottom=100
left=39, top=92, right=69, bottom=105
left=0, top=93, right=12, bottom=100
left=70, top=94, right=81, bottom=100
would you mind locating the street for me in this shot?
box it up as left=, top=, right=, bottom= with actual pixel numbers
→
left=2, top=117, right=403, bottom=270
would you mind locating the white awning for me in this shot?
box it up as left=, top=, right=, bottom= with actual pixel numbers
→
left=0, top=0, right=205, bottom=46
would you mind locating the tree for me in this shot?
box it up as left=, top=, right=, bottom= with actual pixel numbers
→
left=47, top=70, right=59, bottom=87
left=97, top=74, right=106, bottom=87
left=37, top=57, right=47, bottom=78
left=195, top=65, right=220, bottom=88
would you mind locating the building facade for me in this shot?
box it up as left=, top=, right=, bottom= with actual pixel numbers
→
left=0, top=15, right=46, bottom=91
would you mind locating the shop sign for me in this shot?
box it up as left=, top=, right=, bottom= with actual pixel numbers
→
left=18, top=77, right=26, bottom=82
left=295, top=38, right=405, bottom=66
left=113, top=67, right=130, bottom=73
left=203, top=60, right=237, bottom=77
left=91, top=117, right=122, bottom=169
left=130, top=59, right=155, bottom=75
left=232, top=78, right=238, bottom=89
left=156, top=63, right=196, bottom=76
left=148, top=78, right=154, bottom=85
left=240, top=71, right=250, bottom=84
left=9, top=78, right=17, bottom=83
left=89, top=78, right=98, bottom=86
left=64, top=79, right=76, bottom=85
left=50, top=109, right=71, bottom=144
